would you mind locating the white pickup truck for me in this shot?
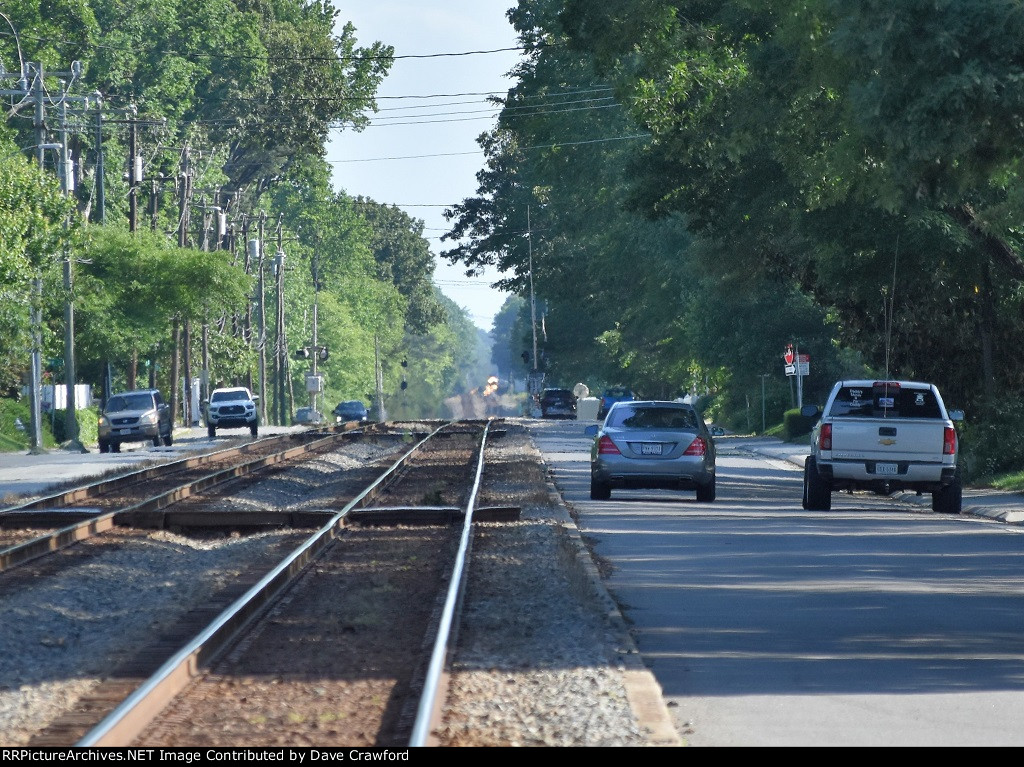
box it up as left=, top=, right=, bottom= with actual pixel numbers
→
left=801, top=380, right=964, bottom=513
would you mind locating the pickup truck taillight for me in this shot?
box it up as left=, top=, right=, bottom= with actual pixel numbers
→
left=820, top=423, right=832, bottom=450
left=683, top=436, right=707, bottom=456
left=598, top=436, right=621, bottom=455
left=943, top=426, right=957, bottom=455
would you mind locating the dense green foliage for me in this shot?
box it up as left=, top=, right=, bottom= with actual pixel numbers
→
left=444, top=0, right=1024, bottom=445
left=0, top=2, right=486, bottom=439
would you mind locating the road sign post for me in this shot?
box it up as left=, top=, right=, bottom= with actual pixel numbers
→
left=783, top=345, right=810, bottom=409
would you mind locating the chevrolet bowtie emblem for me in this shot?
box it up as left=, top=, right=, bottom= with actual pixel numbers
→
left=879, top=438, right=896, bottom=446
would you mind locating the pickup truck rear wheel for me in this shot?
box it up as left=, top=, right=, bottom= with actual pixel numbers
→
left=933, top=471, right=963, bottom=514
left=803, top=457, right=832, bottom=510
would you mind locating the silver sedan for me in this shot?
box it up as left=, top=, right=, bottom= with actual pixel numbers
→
left=585, top=400, right=716, bottom=502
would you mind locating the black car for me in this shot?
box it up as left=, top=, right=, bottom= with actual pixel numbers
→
left=333, top=400, right=369, bottom=423
left=597, top=387, right=637, bottom=419
left=540, top=388, right=577, bottom=419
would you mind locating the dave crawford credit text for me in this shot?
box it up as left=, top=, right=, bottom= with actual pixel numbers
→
left=0, top=751, right=411, bottom=763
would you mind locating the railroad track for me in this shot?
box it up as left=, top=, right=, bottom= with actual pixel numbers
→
left=10, top=419, right=509, bottom=747
left=0, top=422, right=387, bottom=572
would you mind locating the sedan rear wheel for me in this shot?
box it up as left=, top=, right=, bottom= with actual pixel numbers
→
left=590, top=476, right=611, bottom=500
left=696, top=476, right=716, bottom=503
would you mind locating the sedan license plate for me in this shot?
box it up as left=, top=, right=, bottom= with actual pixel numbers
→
left=639, top=442, right=663, bottom=456
left=875, top=462, right=898, bottom=475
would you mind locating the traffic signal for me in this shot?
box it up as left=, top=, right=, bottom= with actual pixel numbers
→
left=318, top=346, right=329, bottom=362
left=294, top=348, right=310, bottom=360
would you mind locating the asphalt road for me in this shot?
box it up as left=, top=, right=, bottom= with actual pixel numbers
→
left=527, top=417, right=1024, bottom=747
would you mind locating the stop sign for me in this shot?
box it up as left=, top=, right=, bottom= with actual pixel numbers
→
left=784, top=346, right=795, bottom=365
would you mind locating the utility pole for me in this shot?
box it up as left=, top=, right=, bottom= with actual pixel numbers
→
left=127, top=111, right=138, bottom=232
left=759, top=374, right=770, bottom=434
left=92, top=99, right=105, bottom=224
left=374, top=334, right=386, bottom=422
left=28, top=62, right=47, bottom=454
left=527, top=206, right=538, bottom=373
left=256, top=212, right=268, bottom=425
left=274, top=215, right=287, bottom=426
left=169, top=146, right=191, bottom=429
left=310, top=242, right=321, bottom=415
left=57, top=73, right=87, bottom=452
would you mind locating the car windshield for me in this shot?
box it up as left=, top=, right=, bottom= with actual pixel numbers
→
left=543, top=390, right=572, bottom=401
left=336, top=401, right=365, bottom=413
left=105, top=393, right=154, bottom=412
left=604, top=388, right=630, bottom=398
left=606, top=405, right=698, bottom=430
left=212, top=390, right=249, bottom=403
left=830, top=385, right=941, bottom=419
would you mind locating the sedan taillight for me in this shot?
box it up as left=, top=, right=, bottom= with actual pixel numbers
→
left=820, top=423, right=832, bottom=451
left=943, top=426, right=957, bottom=455
left=683, top=436, right=707, bottom=456
left=598, top=436, right=621, bottom=455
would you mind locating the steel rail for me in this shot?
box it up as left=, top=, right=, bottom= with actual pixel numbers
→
left=409, top=418, right=493, bottom=747
left=0, top=424, right=366, bottom=515
left=0, top=425, right=368, bottom=573
left=76, top=421, right=455, bottom=747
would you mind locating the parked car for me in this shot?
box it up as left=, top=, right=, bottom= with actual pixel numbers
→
left=540, top=388, right=577, bottom=419
left=98, top=389, right=173, bottom=453
left=597, top=386, right=636, bottom=419
left=584, top=400, right=716, bottom=501
left=205, top=386, right=259, bottom=438
left=293, top=407, right=323, bottom=425
left=333, top=400, right=369, bottom=423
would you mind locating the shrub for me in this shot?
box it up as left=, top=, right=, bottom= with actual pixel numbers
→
left=51, top=407, right=99, bottom=446
left=782, top=408, right=816, bottom=442
left=0, top=397, right=57, bottom=451
left=957, top=399, right=1024, bottom=482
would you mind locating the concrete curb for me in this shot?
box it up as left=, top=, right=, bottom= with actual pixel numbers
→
left=529, top=433, right=684, bottom=747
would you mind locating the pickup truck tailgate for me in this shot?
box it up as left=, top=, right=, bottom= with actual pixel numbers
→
left=831, top=419, right=946, bottom=462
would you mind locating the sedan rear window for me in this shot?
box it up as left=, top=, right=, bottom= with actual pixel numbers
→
left=607, top=405, right=698, bottom=430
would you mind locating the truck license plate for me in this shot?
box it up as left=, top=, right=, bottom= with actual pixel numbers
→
left=875, top=462, right=898, bottom=475
left=119, top=429, right=132, bottom=435
left=640, top=443, right=662, bottom=455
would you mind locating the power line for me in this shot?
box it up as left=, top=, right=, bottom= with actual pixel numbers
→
left=0, top=28, right=539, bottom=63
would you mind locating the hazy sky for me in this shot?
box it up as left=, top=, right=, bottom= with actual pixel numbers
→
left=327, top=2, right=523, bottom=331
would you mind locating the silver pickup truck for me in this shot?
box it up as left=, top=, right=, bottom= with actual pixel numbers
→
left=801, top=380, right=964, bottom=513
